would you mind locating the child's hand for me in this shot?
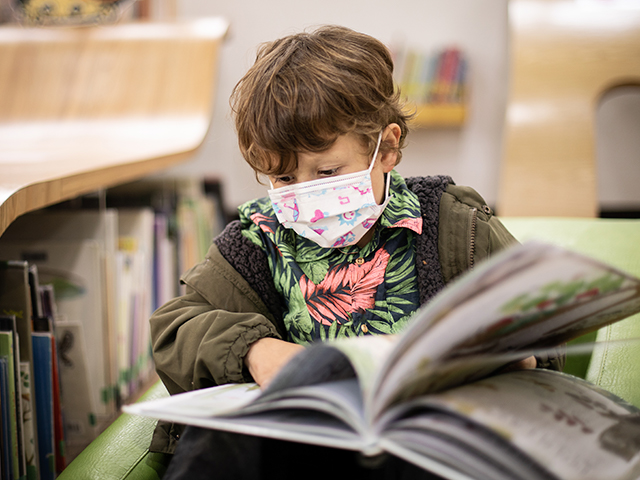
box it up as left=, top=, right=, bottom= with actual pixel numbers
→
left=244, top=337, right=305, bottom=388
left=499, top=355, right=537, bottom=373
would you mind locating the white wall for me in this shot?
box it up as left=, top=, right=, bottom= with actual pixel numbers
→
left=165, top=0, right=510, bottom=212
left=596, top=86, right=640, bottom=210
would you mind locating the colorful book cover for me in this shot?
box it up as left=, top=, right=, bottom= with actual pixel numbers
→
left=27, top=265, right=43, bottom=323
left=118, top=209, right=155, bottom=395
left=54, top=321, right=98, bottom=447
left=153, top=213, right=178, bottom=311
left=20, top=362, right=38, bottom=480
left=0, top=357, right=13, bottom=479
left=50, top=331, right=65, bottom=473
left=1, top=241, right=114, bottom=421
left=32, top=333, right=55, bottom=480
left=0, top=262, right=38, bottom=479
left=451, top=55, right=468, bottom=104
left=419, top=53, right=439, bottom=104
left=0, top=262, right=38, bottom=460
left=32, top=311, right=66, bottom=474
left=0, top=321, right=23, bottom=480
left=431, top=48, right=460, bottom=104
left=0, top=210, right=119, bottom=419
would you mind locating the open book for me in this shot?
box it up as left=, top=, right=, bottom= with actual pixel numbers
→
left=125, top=242, right=640, bottom=480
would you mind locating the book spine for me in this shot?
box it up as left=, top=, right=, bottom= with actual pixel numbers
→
left=433, top=48, right=460, bottom=104
left=0, top=356, right=17, bottom=479
left=19, top=362, right=38, bottom=480
left=0, top=331, right=20, bottom=479
left=50, top=337, right=65, bottom=474
left=32, top=333, right=55, bottom=480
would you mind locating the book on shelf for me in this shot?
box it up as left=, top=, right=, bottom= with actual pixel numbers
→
left=0, top=210, right=119, bottom=420
left=31, top=332, right=55, bottom=480
left=430, top=47, right=461, bottom=104
left=0, top=355, right=13, bottom=479
left=153, top=212, right=178, bottom=311
left=174, top=178, right=221, bottom=278
left=50, top=329, right=65, bottom=476
left=19, top=361, right=38, bottom=480
left=53, top=319, right=98, bottom=448
left=394, top=46, right=468, bottom=109
left=125, top=242, right=640, bottom=480
left=0, top=261, right=40, bottom=478
left=117, top=208, right=156, bottom=401
left=0, top=315, right=22, bottom=480
left=30, top=265, right=67, bottom=474
left=34, top=289, right=66, bottom=475
left=0, top=240, right=111, bottom=426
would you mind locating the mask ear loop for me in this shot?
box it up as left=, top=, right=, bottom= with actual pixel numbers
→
left=368, top=131, right=383, bottom=173
left=369, top=131, right=392, bottom=202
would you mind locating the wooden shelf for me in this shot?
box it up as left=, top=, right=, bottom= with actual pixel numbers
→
left=409, top=103, right=466, bottom=127
left=0, top=17, right=229, bottom=237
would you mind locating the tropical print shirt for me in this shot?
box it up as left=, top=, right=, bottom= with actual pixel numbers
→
left=238, top=170, right=423, bottom=345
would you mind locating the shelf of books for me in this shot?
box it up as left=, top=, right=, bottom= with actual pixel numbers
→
left=0, top=177, right=227, bottom=477
left=411, top=103, right=466, bottom=127
left=394, top=46, right=468, bottom=128
left=0, top=16, right=228, bottom=478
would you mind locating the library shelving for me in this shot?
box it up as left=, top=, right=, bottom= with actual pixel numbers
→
left=394, top=46, right=468, bottom=128
left=409, top=103, right=466, bottom=128
left=0, top=17, right=228, bottom=476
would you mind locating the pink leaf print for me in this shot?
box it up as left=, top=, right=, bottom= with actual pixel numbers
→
left=389, top=217, right=423, bottom=234
left=250, top=212, right=275, bottom=234
left=299, top=248, right=390, bottom=326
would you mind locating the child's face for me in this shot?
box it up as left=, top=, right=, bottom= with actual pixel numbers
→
left=269, top=125, right=400, bottom=205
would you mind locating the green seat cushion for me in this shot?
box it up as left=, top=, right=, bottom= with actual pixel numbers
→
left=58, top=381, right=170, bottom=480
left=502, top=218, right=640, bottom=406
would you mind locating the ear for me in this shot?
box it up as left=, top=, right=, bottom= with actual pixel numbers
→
left=380, top=123, right=402, bottom=173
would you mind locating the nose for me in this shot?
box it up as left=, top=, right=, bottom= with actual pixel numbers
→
left=295, top=174, right=314, bottom=184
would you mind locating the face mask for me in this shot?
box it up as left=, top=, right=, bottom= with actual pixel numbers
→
left=268, top=132, right=390, bottom=248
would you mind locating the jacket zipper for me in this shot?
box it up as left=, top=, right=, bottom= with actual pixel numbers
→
left=468, top=207, right=478, bottom=269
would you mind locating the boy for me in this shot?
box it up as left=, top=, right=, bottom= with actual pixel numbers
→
left=151, top=25, right=563, bottom=479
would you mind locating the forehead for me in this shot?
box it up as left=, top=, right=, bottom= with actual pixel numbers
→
left=297, top=134, right=368, bottom=165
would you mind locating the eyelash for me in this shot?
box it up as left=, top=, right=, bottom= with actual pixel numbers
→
left=318, top=168, right=339, bottom=177
left=274, top=168, right=339, bottom=184
left=275, top=175, right=294, bottom=184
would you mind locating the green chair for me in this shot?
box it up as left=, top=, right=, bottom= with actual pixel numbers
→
left=57, top=381, right=171, bottom=480
left=502, top=217, right=640, bottom=406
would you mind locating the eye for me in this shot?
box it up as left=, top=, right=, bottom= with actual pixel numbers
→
left=274, top=175, right=295, bottom=185
left=318, top=168, right=339, bottom=177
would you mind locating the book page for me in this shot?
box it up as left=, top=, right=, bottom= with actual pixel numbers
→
left=124, top=379, right=377, bottom=452
left=320, top=334, right=399, bottom=397
left=251, top=378, right=364, bottom=427
left=125, top=382, right=262, bottom=418
left=389, top=370, right=640, bottom=480
left=124, top=334, right=401, bottom=450
left=371, top=243, right=640, bottom=415
left=264, top=333, right=398, bottom=399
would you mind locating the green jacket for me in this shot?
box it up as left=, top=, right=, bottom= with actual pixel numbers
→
left=149, top=179, right=562, bottom=453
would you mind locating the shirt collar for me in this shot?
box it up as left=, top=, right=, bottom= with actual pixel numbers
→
left=378, top=170, right=423, bottom=235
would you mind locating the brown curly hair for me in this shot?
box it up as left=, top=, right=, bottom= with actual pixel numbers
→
left=230, top=25, right=411, bottom=180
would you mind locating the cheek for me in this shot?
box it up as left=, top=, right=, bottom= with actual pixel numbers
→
left=371, top=168, right=387, bottom=205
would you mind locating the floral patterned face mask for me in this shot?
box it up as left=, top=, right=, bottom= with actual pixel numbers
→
left=268, top=132, right=390, bottom=248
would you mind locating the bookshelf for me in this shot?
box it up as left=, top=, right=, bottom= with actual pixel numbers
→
left=410, top=103, right=466, bottom=128
left=0, top=17, right=228, bottom=475
left=394, top=46, right=468, bottom=128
